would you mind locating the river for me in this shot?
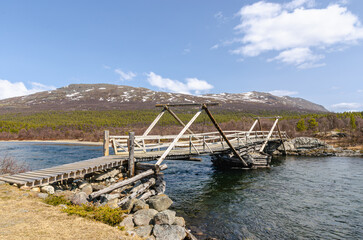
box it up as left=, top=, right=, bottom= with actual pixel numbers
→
left=1, top=142, right=362, bottom=239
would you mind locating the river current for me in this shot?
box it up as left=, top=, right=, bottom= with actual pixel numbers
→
left=1, top=142, right=362, bottom=239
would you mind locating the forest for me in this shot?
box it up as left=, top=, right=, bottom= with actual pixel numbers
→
left=0, top=110, right=362, bottom=148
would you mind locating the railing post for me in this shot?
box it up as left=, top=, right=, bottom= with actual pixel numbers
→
left=128, top=132, right=135, bottom=177
left=203, top=136, right=206, bottom=152
left=237, top=133, right=240, bottom=146
left=189, top=136, right=192, bottom=154
left=103, top=130, right=109, bottom=156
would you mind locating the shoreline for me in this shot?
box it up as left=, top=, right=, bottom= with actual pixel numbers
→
left=0, top=139, right=103, bottom=146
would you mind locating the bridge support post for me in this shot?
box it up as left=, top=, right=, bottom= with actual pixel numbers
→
left=128, top=132, right=135, bottom=177
left=103, top=130, right=109, bottom=156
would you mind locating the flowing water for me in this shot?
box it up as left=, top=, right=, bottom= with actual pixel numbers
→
left=1, top=142, right=362, bottom=239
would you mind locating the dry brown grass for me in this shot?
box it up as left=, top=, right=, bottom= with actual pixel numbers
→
left=0, top=184, right=139, bottom=240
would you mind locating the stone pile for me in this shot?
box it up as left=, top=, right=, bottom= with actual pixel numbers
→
left=120, top=194, right=189, bottom=240
left=17, top=166, right=195, bottom=240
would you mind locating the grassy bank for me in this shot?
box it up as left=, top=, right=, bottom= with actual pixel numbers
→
left=0, top=184, right=138, bottom=240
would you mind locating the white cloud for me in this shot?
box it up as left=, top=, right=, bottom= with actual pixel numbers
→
left=0, top=79, right=55, bottom=100
left=330, top=102, right=363, bottom=111
left=231, top=1, right=363, bottom=68
left=115, top=69, right=136, bottom=81
left=146, top=72, right=213, bottom=95
left=357, top=89, right=363, bottom=93
left=182, top=48, right=191, bottom=55
left=269, top=47, right=325, bottom=69
left=269, top=90, right=298, bottom=96
left=210, top=44, right=219, bottom=50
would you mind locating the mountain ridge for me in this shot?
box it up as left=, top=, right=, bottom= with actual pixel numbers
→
left=0, top=83, right=329, bottom=113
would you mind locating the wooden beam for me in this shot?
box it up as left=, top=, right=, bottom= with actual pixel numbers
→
left=155, top=109, right=203, bottom=165
left=128, top=132, right=135, bottom=177
left=89, top=164, right=167, bottom=199
left=276, top=122, right=287, bottom=155
left=202, top=104, right=248, bottom=167
left=103, top=130, right=109, bottom=156
left=259, top=118, right=279, bottom=152
left=155, top=102, right=219, bottom=107
left=142, top=109, right=166, bottom=137
left=165, top=106, right=197, bottom=137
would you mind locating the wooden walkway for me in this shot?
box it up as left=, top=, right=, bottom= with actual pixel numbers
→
left=0, top=103, right=288, bottom=187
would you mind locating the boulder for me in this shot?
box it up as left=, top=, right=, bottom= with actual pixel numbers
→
left=133, top=209, right=158, bottom=226
left=154, top=210, right=176, bottom=225
left=132, top=199, right=149, bottom=212
left=147, top=194, right=173, bottom=212
left=94, top=168, right=120, bottom=181
left=122, top=198, right=138, bottom=213
left=31, top=187, right=40, bottom=192
left=91, top=184, right=106, bottom=191
left=71, top=192, right=89, bottom=205
left=153, top=224, right=186, bottom=240
left=134, top=225, right=153, bottom=238
left=41, top=185, right=55, bottom=195
left=173, top=217, right=185, bottom=227
left=119, top=215, right=134, bottom=230
left=20, top=186, right=31, bottom=191
left=106, top=198, right=119, bottom=209
left=81, top=184, right=93, bottom=195
left=37, top=193, right=49, bottom=199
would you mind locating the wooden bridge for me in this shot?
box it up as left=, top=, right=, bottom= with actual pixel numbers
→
left=0, top=103, right=288, bottom=187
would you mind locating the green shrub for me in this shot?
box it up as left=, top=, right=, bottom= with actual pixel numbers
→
left=308, top=118, right=318, bottom=130
left=296, top=119, right=306, bottom=131
left=62, top=204, right=127, bottom=226
left=44, top=195, right=71, bottom=206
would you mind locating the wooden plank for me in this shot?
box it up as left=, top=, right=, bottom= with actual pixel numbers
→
left=128, top=132, right=135, bottom=177
left=202, top=104, right=248, bottom=167
left=90, top=164, right=167, bottom=199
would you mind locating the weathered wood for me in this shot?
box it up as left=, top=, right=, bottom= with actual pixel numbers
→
left=128, top=132, right=135, bottom=177
left=202, top=104, right=248, bottom=167
left=90, top=164, right=167, bottom=199
left=166, top=106, right=197, bottom=137
left=139, top=189, right=156, bottom=201
left=118, top=178, right=156, bottom=206
left=155, top=103, right=219, bottom=107
left=103, top=130, right=109, bottom=156
left=142, top=109, right=166, bottom=137
left=259, top=118, right=279, bottom=152
left=156, top=109, right=203, bottom=165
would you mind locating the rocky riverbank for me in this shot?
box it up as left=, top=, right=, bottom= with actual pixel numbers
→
left=273, top=137, right=363, bottom=157
left=10, top=165, right=196, bottom=240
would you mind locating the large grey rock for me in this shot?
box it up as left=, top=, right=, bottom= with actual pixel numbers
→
left=133, top=209, right=158, bottom=226
left=81, top=184, right=93, bottom=195
left=71, top=192, right=89, bottom=205
left=119, top=215, right=134, bottom=230
left=134, top=225, right=153, bottom=238
left=41, top=185, right=55, bottom=195
left=37, top=193, right=48, bottom=199
left=94, top=168, right=120, bottom=181
left=147, top=194, right=173, bottom=212
left=173, top=217, right=185, bottom=227
left=154, top=210, right=176, bottom=225
left=122, top=198, right=138, bottom=213
left=132, top=199, right=149, bottom=212
left=106, top=198, right=119, bottom=209
left=153, top=224, right=186, bottom=240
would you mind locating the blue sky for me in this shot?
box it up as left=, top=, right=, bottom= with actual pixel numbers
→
left=0, top=0, right=362, bottom=112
